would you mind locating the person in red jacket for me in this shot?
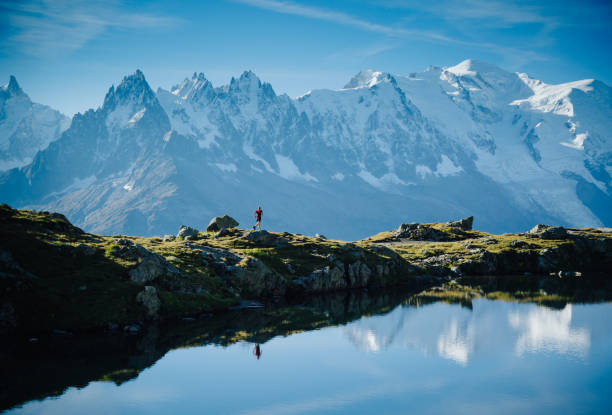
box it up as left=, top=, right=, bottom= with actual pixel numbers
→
left=253, top=206, right=263, bottom=230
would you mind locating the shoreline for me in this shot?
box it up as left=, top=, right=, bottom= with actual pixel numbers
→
left=1, top=204, right=611, bottom=336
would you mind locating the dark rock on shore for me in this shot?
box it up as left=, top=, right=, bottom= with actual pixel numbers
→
left=206, top=215, right=239, bottom=232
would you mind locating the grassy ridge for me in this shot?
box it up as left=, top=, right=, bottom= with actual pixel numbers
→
left=1, top=204, right=610, bottom=334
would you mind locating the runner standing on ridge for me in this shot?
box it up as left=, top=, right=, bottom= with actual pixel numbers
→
left=253, top=206, right=263, bottom=230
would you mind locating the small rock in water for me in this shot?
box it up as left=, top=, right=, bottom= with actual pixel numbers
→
left=123, top=324, right=141, bottom=333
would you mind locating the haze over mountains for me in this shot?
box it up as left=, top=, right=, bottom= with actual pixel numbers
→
left=1, top=59, right=610, bottom=239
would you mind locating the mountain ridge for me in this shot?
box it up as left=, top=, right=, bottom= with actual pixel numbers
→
left=0, top=60, right=610, bottom=239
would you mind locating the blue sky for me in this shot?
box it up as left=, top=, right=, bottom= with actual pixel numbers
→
left=1, top=0, right=611, bottom=116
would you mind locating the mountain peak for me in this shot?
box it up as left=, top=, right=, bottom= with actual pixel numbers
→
left=343, top=70, right=391, bottom=89
left=103, top=69, right=157, bottom=110
left=192, top=72, right=207, bottom=82
left=228, top=70, right=264, bottom=94
left=2, top=75, right=25, bottom=97
left=444, top=59, right=507, bottom=77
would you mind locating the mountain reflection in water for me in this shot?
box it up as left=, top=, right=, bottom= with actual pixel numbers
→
left=3, top=281, right=612, bottom=415
left=343, top=301, right=592, bottom=365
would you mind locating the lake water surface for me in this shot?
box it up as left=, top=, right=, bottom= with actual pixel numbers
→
left=5, top=294, right=612, bottom=414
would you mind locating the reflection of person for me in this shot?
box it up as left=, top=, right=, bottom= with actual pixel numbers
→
left=253, top=206, right=263, bottom=231
left=254, top=344, right=262, bottom=360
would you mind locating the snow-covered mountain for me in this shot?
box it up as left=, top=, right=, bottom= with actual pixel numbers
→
left=0, top=60, right=610, bottom=238
left=0, top=76, right=70, bottom=171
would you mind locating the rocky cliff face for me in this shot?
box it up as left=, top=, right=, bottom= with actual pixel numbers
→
left=0, top=61, right=610, bottom=239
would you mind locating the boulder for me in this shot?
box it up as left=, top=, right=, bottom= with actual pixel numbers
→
left=129, top=259, right=167, bottom=284
left=447, top=216, right=474, bottom=231
left=136, top=286, right=161, bottom=319
left=529, top=224, right=568, bottom=239
left=177, top=225, right=199, bottom=239
left=246, top=230, right=288, bottom=247
left=206, top=215, right=239, bottom=232
left=111, top=239, right=180, bottom=284
left=163, top=234, right=175, bottom=242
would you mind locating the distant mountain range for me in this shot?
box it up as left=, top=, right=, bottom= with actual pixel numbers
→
left=0, top=76, right=70, bottom=171
left=1, top=59, right=610, bottom=239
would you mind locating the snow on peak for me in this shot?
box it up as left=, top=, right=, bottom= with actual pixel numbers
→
left=344, top=70, right=391, bottom=89
left=445, top=59, right=507, bottom=77
left=511, top=76, right=599, bottom=116
left=171, top=72, right=213, bottom=101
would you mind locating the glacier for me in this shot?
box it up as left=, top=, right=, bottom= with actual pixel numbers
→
left=0, top=60, right=610, bottom=239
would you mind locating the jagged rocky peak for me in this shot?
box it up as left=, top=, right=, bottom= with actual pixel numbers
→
left=103, top=69, right=157, bottom=110
left=344, top=69, right=393, bottom=89
left=229, top=70, right=262, bottom=91
left=171, top=72, right=213, bottom=101
left=228, top=70, right=276, bottom=98
left=1, top=75, right=26, bottom=99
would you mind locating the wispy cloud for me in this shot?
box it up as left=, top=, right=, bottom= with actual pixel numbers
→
left=233, top=0, right=550, bottom=69
left=233, top=0, right=409, bottom=37
left=1, top=0, right=181, bottom=56
left=233, top=0, right=479, bottom=45
left=380, top=0, right=558, bottom=27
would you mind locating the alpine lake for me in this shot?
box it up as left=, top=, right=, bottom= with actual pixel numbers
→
left=2, top=276, right=612, bottom=415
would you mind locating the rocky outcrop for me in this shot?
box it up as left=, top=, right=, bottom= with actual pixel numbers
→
left=214, top=228, right=232, bottom=238
left=347, top=260, right=372, bottom=287
left=206, top=215, right=239, bottom=232
left=528, top=224, right=568, bottom=239
left=447, top=216, right=474, bottom=231
left=294, top=262, right=347, bottom=292
left=111, top=238, right=180, bottom=284
left=136, top=286, right=161, bottom=319
left=228, top=257, right=287, bottom=297
left=395, top=223, right=449, bottom=241
left=0, top=249, right=37, bottom=292
left=245, top=230, right=288, bottom=247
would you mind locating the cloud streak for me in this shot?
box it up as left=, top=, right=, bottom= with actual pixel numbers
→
left=1, top=0, right=182, bottom=56
left=233, top=0, right=550, bottom=69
